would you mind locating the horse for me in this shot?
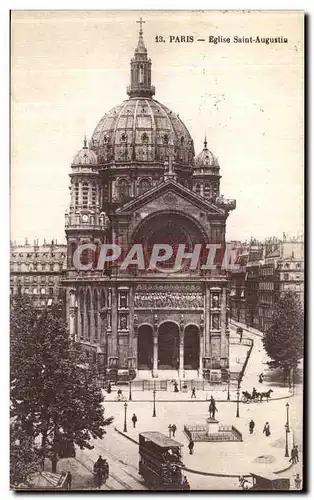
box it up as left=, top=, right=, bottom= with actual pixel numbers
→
left=259, top=389, right=273, bottom=402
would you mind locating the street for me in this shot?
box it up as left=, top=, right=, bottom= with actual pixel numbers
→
left=57, top=322, right=303, bottom=490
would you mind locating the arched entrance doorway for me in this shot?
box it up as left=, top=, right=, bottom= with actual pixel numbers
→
left=138, top=325, right=153, bottom=370
left=184, top=325, right=199, bottom=370
left=158, top=322, right=179, bottom=369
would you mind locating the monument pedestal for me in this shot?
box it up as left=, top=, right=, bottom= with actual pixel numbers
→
left=206, top=417, right=219, bottom=436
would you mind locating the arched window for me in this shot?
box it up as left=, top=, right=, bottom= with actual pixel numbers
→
left=138, top=178, right=151, bottom=195
left=117, top=179, right=130, bottom=201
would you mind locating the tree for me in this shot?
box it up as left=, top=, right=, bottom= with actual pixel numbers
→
left=262, top=291, right=303, bottom=381
left=10, top=420, right=41, bottom=488
left=10, top=295, right=113, bottom=472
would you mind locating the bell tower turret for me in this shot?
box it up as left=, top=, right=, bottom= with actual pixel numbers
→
left=127, top=18, right=155, bottom=98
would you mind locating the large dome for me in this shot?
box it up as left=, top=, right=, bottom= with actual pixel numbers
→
left=90, top=97, right=195, bottom=166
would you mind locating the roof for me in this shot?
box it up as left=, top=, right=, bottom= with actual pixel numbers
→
left=140, top=431, right=183, bottom=448
left=250, top=472, right=287, bottom=481
left=27, top=471, right=67, bottom=489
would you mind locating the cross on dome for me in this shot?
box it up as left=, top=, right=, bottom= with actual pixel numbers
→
left=137, top=17, right=145, bottom=36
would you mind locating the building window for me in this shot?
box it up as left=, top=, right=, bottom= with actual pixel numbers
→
left=284, top=273, right=289, bottom=280
left=107, top=289, right=112, bottom=308
left=49, top=287, right=54, bottom=296
left=121, top=133, right=127, bottom=142
left=91, top=183, right=97, bottom=205
left=141, top=133, right=148, bottom=143
left=74, top=182, right=79, bottom=206
left=33, top=288, right=38, bottom=295
left=195, top=183, right=201, bottom=195
left=138, top=178, right=151, bottom=195
left=41, top=288, right=46, bottom=295
left=163, top=134, right=169, bottom=145
left=204, top=183, right=211, bottom=198
left=117, top=179, right=130, bottom=201
left=119, top=290, right=128, bottom=309
left=82, top=182, right=89, bottom=208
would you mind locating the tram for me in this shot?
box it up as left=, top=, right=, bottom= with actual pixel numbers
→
left=139, top=432, right=190, bottom=490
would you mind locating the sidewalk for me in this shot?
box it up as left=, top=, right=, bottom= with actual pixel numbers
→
left=230, top=319, right=263, bottom=338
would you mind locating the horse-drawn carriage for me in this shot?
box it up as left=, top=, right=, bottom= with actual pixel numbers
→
left=239, top=473, right=290, bottom=491
left=241, top=389, right=273, bottom=403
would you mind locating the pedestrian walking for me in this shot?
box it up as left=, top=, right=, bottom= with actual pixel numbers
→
left=188, top=439, right=194, bottom=455
left=131, top=413, right=138, bottom=428
left=182, top=476, right=190, bottom=490
left=294, top=473, right=301, bottom=490
left=289, top=446, right=296, bottom=464
left=209, top=396, right=218, bottom=419
left=107, top=382, right=112, bottom=394
left=294, top=445, right=299, bottom=463
left=117, top=388, right=122, bottom=401
left=191, top=387, right=196, bottom=399
left=174, top=381, right=179, bottom=393
left=237, top=327, right=243, bottom=343
left=171, top=424, right=177, bottom=437
left=66, top=471, right=72, bottom=490
left=168, top=424, right=173, bottom=438
left=258, top=373, right=264, bottom=384
left=249, top=419, right=255, bottom=434
left=263, top=422, right=271, bottom=437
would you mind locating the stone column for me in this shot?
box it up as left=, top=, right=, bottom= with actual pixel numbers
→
left=69, top=290, right=77, bottom=341
left=199, top=314, right=204, bottom=377
left=179, top=315, right=184, bottom=378
left=133, top=313, right=138, bottom=371
left=220, top=286, right=228, bottom=368
left=204, top=285, right=211, bottom=370
left=153, top=314, right=158, bottom=378
left=128, top=287, right=136, bottom=370
left=110, top=287, right=118, bottom=361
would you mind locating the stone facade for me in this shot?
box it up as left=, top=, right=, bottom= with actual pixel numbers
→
left=62, top=24, right=236, bottom=379
left=10, top=239, right=66, bottom=308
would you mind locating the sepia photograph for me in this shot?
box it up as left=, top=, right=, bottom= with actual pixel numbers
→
left=10, top=10, right=304, bottom=491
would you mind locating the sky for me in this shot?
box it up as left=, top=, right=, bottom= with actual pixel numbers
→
left=10, top=10, right=304, bottom=245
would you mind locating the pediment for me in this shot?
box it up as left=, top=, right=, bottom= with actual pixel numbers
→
left=115, top=179, right=225, bottom=216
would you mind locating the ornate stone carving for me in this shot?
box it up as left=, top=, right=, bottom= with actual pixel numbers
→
left=134, top=290, right=203, bottom=309
left=163, top=193, right=177, bottom=205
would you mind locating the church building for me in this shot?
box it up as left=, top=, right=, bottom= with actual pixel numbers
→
left=63, top=21, right=236, bottom=380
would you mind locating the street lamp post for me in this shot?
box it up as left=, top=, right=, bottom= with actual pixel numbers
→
left=285, top=402, right=290, bottom=457
left=129, top=380, right=132, bottom=401
left=152, top=380, right=156, bottom=417
left=236, top=380, right=240, bottom=417
left=227, top=372, right=230, bottom=402
left=123, top=402, right=128, bottom=433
